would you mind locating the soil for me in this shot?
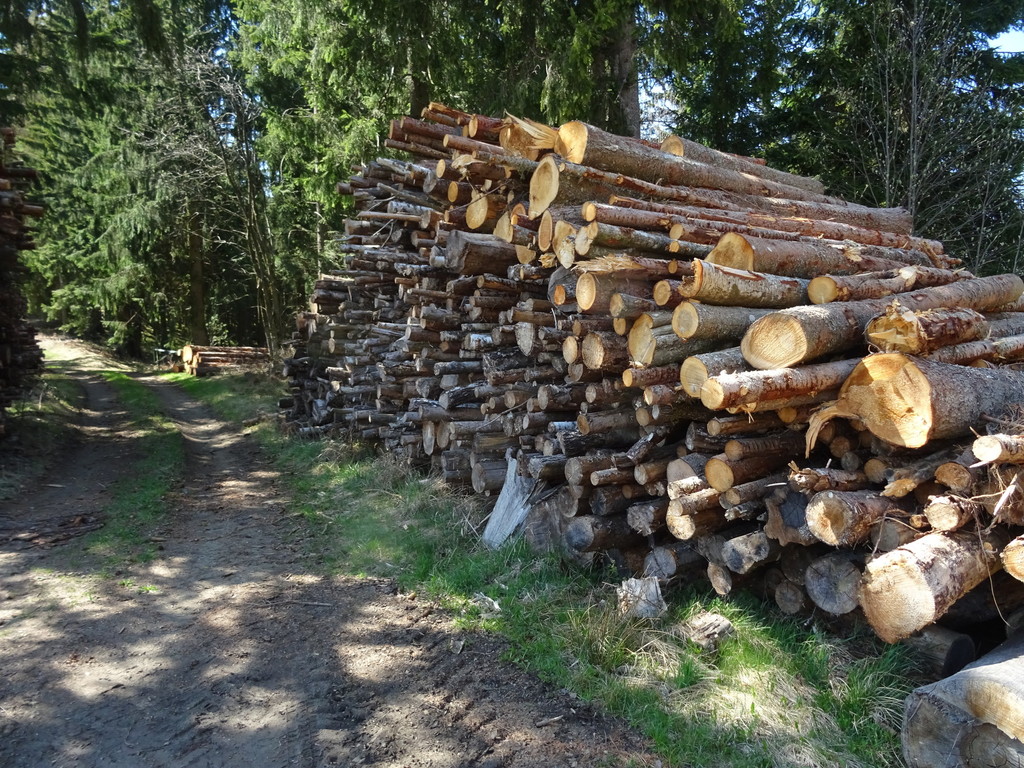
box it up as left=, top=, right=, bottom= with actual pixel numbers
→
left=0, top=339, right=659, bottom=768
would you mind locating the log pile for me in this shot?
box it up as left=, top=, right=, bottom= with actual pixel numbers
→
left=0, top=128, right=44, bottom=437
left=281, top=105, right=1024, bottom=668
left=179, top=345, right=270, bottom=376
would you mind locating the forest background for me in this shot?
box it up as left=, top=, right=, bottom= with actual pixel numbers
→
left=3, top=0, right=1024, bottom=356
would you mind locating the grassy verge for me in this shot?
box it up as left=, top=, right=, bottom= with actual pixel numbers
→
left=0, top=358, right=84, bottom=500
left=79, top=371, right=185, bottom=570
left=173, top=370, right=917, bottom=768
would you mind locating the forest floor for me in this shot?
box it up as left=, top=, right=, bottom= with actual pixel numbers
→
left=0, top=338, right=657, bottom=768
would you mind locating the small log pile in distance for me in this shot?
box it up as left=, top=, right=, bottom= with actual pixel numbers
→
left=281, top=104, right=1024, bottom=670
left=0, top=128, right=44, bottom=436
left=179, top=345, right=270, bottom=376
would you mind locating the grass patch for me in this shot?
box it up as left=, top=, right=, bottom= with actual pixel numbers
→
left=76, top=371, right=184, bottom=569
left=0, top=365, right=84, bottom=500
left=174, top=370, right=917, bottom=768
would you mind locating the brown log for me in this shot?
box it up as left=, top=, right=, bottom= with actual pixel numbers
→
left=576, top=272, right=654, bottom=313
left=667, top=505, right=730, bottom=540
left=720, top=472, right=788, bottom=508
left=623, top=364, right=680, bottom=389
left=708, top=232, right=927, bottom=279
left=974, top=433, right=1024, bottom=465
left=1001, top=533, right=1024, bottom=584
left=609, top=292, right=661, bottom=320
left=903, top=632, right=1024, bottom=768
left=923, top=495, right=984, bottom=533
left=558, top=121, right=854, bottom=204
left=444, top=230, right=520, bottom=273
left=700, top=358, right=859, bottom=412
left=576, top=220, right=683, bottom=257
left=581, top=331, right=631, bottom=372
left=925, top=333, right=1024, bottom=366
left=808, top=265, right=968, bottom=305
left=741, top=274, right=1024, bottom=369
left=704, top=453, right=790, bottom=493
left=881, top=445, right=963, bottom=499
left=809, top=354, right=1024, bottom=449
left=865, top=305, right=988, bottom=355
left=804, top=550, right=864, bottom=615
left=787, top=464, right=869, bottom=495
left=679, top=260, right=809, bottom=309
left=934, top=447, right=981, bottom=495
left=658, top=134, right=825, bottom=194
left=859, top=528, right=1010, bottom=643
left=628, top=312, right=715, bottom=367
left=564, top=515, right=645, bottom=552
left=672, top=301, right=772, bottom=342
left=607, top=193, right=920, bottom=247
left=805, top=490, right=911, bottom=547
left=706, top=412, right=787, bottom=437
left=723, top=433, right=805, bottom=462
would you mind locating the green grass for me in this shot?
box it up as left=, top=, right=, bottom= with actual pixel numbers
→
left=0, top=365, right=85, bottom=500
left=76, top=371, right=185, bottom=569
left=173, top=370, right=918, bottom=768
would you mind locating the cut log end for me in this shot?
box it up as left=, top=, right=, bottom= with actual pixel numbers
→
left=740, top=314, right=808, bottom=370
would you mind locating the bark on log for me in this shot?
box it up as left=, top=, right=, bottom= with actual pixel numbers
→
left=680, top=348, right=751, bottom=399
left=805, top=490, right=911, bottom=547
left=558, top=121, right=855, bottom=204
left=808, top=265, right=968, bottom=305
left=808, top=354, right=1024, bottom=449
left=865, top=305, right=988, bottom=355
left=657, top=134, right=826, bottom=194
left=700, top=358, right=859, bottom=412
left=741, top=274, right=1024, bottom=369
left=708, top=232, right=927, bottom=279
left=859, top=528, right=1010, bottom=643
left=974, top=433, right=1024, bottom=466
left=679, top=260, right=809, bottom=309
left=903, top=632, right=1024, bottom=768
left=804, top=550, right=865, bottom=615
left=672, top=301, right=772, bottom=342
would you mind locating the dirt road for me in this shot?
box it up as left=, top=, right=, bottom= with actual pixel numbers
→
left=0, top=340, right=656, bottom=768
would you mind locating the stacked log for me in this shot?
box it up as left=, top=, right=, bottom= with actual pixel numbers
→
left=282, top=105, right=1024, bottom=670
left=0, top=129, right=44, bottom=436
left=180, top=345, right=270, bottom=376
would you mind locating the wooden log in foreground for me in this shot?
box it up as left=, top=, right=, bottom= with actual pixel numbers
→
left=903, top=632, right=1024, bottom=768
left=858, top=529, right=1009, bottom=643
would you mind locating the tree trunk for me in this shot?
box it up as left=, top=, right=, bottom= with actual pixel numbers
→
left=814, top=354, right=1024, bottom=449
left=557, top=121, right=854, bottom=204
left=679, top=260, right=809, bottom=309
left=865, top=305, right=988, bottom=355
left=903, top=632, right=1024, bottom=768
left=805, top=490, right=911, bottom=547
left=679, top=347, right=750, bottom=398
left=807, top=265, right=968, bottom=305
left=700, top=358, right=859, bottom=411
left=741, top=274, right=1024, bottom=369
left=859, top=529, right=1009, bottom=643
left=672, top=301, right=772, bottom=342
left=707, top=232, right=928, bottom=279
left=187, top=201, right=209, bottom=345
